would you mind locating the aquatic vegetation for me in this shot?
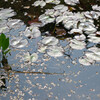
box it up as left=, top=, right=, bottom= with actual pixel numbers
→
left=10, top=37, right=28, bottom=48
left=7, top=19, right=24, bottom=29
left=88, top=46, right=100, bottom=56
left=84, top=46, right=100, bottom=62
left=39, top=14, right=55, bottom=25
left=33, top=0, right=60, bottom=8
left=33, top=0, right=46, bottom=8
left=69, top=39, right=86, bottom=50
left=22, top=52, right=38, bottom=63
left=41, top=36, right=59, bottom=46
left=85, top=52, right=100, bottom=61
left=38, top=44, right=47, bottom=53
left=84, top=11, right=99, bottom=19
left=64, top=0, right=79, bottom=5
left=79, top=56, right=95, bottom=66
left=38, top=36, right=64, bottom=57
left=92, top=5, right=100, bottom=11
left=0, top=24, right=9, bottom=33
left=0, top=1, right=100, bottom=66
left=74, top=34, right=86, bottom=41
left=88, top=33, right=100, bottom=43
left=79, top=46, right=100, bottom=65
left=24, top=25, right=41, bottom=38
left=47, top=45, right=64, bottom=57
left=0, top=8, right=16, bottom=20
left=0, top=33, right=10, bottom=56
left=69, top=29, right=82, bottom=35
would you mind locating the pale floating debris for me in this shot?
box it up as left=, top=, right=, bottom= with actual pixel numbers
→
left=74, top=34, right=86, bottom=41
left=0, top=24, right=9, bottom=33
left=47, top=46, right=64, bottom=57
left=46, top=0, right=60, bottom=4
left=24, top=26, right=41, bottom=38
left=45, top=9, right=55, bottom=17
left=64, top=0, right=79, bottom=5
left=54, top=4, right=68, bottom=12
left=41, top=36, right=59, bottom=45
left=96, top=31, right=100, bottom=36
left=56, top=15, right=67, bottom=24
left=39, top=14, right=55, bottom=25
left=79, top=56, right=95, bottom=66
left=88, top=46, right=100, bottom=56
left=10, top=37, right=28, bottom=48
left=0, top=20, right=7, bottom=25
left=84, top=11, right=99, bottom=19
left=69, top=29, right=82, bottom=34
left=69, top=39, right=86, bottom=50
left=0, top=8, right=16, bottom=20
left=33, top=0, right=46, bottom=8
left=88, top=34, right=100, bottom=43
left=38, top=44, right=47, bottom=53
left=23, top=52, right=38, bottom=63
left=85, top=52, right=100, bottom=61
left=64, top=21, right=76, bottom=30
left=92, top=5, right=100, bottom=11
left=7, top=19, right=24, bottom=29
left=84, top=26, right=96, bottom=34
left=33, top=0, right=60, bottom=8
left=78, top=20, right=96, bottom=34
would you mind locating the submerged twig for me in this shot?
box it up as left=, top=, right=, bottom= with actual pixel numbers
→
left=10, top=70, right=65, bottom=75
left=0, top=67, right=66, bottom=75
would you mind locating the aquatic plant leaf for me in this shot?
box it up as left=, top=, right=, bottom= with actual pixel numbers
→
left=0, top=33, right=6, bottom=44
left=85, top=52, right=100, bottom=61
left=41, top=36, right=59, bottom=45
left=10, top=37, right=28, bottom=48
left=23, top=52, right=38, bottom=63
left=0, top=33, right=9, bottom=51
left=79, top=56, right=95, bottom=66
left=30, top=53, right=38, bottom=62
left=47, top=46, right=64, bottom=57
left=2, top=38, right=9, bottom=51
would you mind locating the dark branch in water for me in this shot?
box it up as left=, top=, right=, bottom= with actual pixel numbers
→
left=10, top=70, right=65, bottom=75
left=0, top=68, right=66, bottom=75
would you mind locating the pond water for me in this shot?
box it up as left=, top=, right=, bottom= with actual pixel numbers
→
left=0, top=0, right=100, bottom=100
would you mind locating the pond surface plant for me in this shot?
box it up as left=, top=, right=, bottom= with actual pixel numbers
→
left=0, top=33, right=10, bottom=57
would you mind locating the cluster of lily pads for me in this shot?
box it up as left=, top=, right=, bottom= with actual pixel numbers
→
left=33, top=1, right=100, bottom=65
left=79, top=46, right=100, bottom=66
left=0, top=8, right=24, bottom=33
left=38, top=36, right=64, bottom=57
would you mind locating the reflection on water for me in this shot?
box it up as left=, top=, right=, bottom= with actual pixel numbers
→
left=0, top=0, right=100, bottom=100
